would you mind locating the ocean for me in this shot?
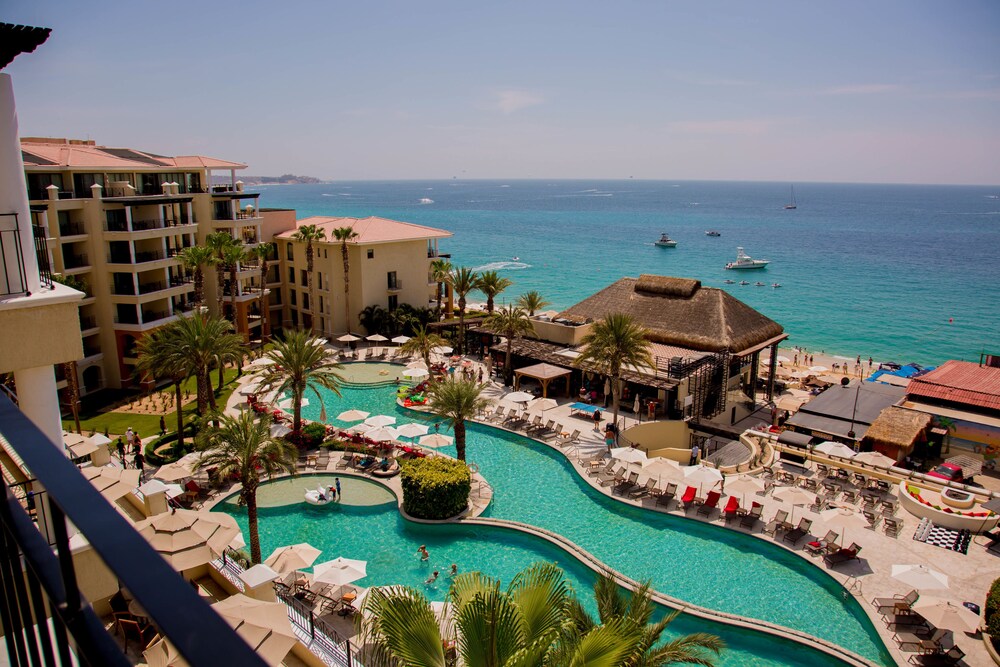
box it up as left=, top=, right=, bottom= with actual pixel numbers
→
left=253, top=180, right=1000, bottom=366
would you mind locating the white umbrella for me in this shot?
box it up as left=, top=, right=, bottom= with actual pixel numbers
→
left=391, top=335, right=411, bottom=344
left=418, top=433, right=455, bottom=448
left=911, top=597, right=981, bottom=633
left=337, top=333, right=361, bottom=342
left=640, top=458, right=682, bottom=485
left=153, top=463, right=194, bottom=483
left=396, top=423, right=430, bottom=438
left=366, top=334, right=388, bottom=342
left=853, top=451, right=896, bottom=468
left=337, top=409, right=370, bottom=422
left=406, top=360, right=429, bottom=370
left=776, top=355, right=791, bottom=363
left=264, top=543, right=322, bottom=573
left=725, top=474, right=766, bottom=504
left=270, top=424, right=292, bottom=438
left=365, top=415, right=397, bottom=427
left=610, top=447, right=648, bottom=465
left=891, top=564, right=949, bottom=590
left=365, top=427, right=399, bottom=442
left=814, top=441, right=856, bottom=459
left=818, top=506, right=868, bottom=545
left=772, top=486, right=817, bottom=523
left=790, top=370, right=813, bottom=379
left=83, top=466, right=141, bottom=501
left=347, top=423, right=373, bottom=434
left=403, top=368, right=430, bottom=378
left=505, top=391, right=535, bottom=403
left=313, top=557, right=367, bottom=586
left=809, top=365, right=830, bottom=373
left=278, top=398, right=308, bottom=409
left=431, top=346, right=453, bottom=355
left=249, top=357, right=275, bottom=367
left=308, top=338, right=326, bottom=348
left=527, top=398, right=558, bottom=412
left=240, top=381, right=262, bottom=396
left=90, top=433, right=112, bottom=447
left=683, top=465, right=724, bottom=495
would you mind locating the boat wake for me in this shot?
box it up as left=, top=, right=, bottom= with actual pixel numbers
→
left=418, top=198, right=434, bottom=204
left=472, top=261, right=530, bottom=271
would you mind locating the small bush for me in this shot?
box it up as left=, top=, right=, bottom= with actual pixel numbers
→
left=985, top=577, right=1000, bottom=627
left=989, top=609, right=1000, bottom=638
left=299, top=423, right=327, bottom=448
left=400, top=457, right=471, bottom=520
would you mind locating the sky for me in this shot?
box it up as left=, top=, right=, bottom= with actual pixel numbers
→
left=4, top=1, right=1000, bottom=184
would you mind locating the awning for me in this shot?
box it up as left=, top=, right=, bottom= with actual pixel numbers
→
left=778, top=430, right=815, bottom=448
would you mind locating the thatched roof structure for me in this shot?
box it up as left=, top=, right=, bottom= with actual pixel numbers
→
left=557, top=275, right=785, bottom=354
left=498, top=339, right=678, bottom=390
left=861, top=406, right=932, bottom=457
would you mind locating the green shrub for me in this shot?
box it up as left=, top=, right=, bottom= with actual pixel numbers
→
left=985, top=577, right=1000, bottom=627
left=989, top=609, right=1000, bottom=638
left=145, top=427, right=197, bottom=465
left=300, top=422, right=327, bottom=447
left=400, top=457, right=471, bottom=520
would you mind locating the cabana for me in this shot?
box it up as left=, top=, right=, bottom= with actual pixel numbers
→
left=860, top=406, right=932, bottom=462
left=513, top=362, right=572, bottom=398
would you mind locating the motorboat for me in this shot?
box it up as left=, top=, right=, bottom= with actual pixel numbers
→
left=771, top=283, right=782, bottom=288
left=739, top=280, right=750, bottom=286
left=754, top=281, right=766, bottom=286
left=654, top=233, right=678, bottom=247
left=725, top=247, right=769, bottom=270
left=511, top=256, right=520, bottom=261
left=723, top=279, right=735, bottom=284
left=705, top=230, right=721, bottom=237
left=304, top=484, right=334, bottom=506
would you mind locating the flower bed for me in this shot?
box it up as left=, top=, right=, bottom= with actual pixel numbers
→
left=899, top=482, right=999, bottom=533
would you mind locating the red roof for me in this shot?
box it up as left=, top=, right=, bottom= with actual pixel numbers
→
left=906, top=360, right=1000, bottom=411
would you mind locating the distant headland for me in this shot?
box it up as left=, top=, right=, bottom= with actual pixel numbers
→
left=211, top=174, right=324, bottom=186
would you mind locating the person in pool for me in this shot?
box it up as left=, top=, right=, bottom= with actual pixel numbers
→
left=449, top=564, right=458, bottom=577
left=417, top=545, right=429, bottom=561
left=425, top=571, right=439, bottom=585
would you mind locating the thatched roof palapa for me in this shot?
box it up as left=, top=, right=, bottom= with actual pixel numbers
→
left=861, top=406, right=932, bottom=456
left=557, top=275, right=785, bottom=354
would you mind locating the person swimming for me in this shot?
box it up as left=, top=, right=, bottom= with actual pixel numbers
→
left=417, top=545, right=429, bottom=561
left=449, top=563, right=458, bottom=577
left=425, top=571, right=439, bottom=585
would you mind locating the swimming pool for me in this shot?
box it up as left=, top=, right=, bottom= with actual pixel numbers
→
left=251, top=378, right=892, bottom=665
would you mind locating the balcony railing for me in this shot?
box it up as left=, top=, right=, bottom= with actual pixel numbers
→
left=135, top=250, right=166, bottom=263
left=169, top=275, right=194, bottom=287
left=59, top=222, right=85, bottom=236
left=137, top=281, right=167, bottom=295
left=62, top=253, right=89, bottom=270
left=0, top=396, right=266, bottom=667
left=33, top=224, right=53, bottom=289
left=130, top=219, right=163, bottom=232
left=387, top=279, right=403, bottom=291
left=141, top=309, right=170, bottom=323
left=104, top=220, right=129, bottom=232
left=79, top=316, right=97, bottom=330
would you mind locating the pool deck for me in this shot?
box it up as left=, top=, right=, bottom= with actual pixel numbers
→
left=224, top=359, right=998, bottom=667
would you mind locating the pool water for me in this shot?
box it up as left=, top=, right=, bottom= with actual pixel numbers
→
left=336, top=362, right=405, bottom=384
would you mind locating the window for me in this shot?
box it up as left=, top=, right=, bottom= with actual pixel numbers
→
left=388, top=295, right=398, bottom=311
left=302, top=293, right=310, bottom=311
left=300, top=270, right=308, bottom=287
left=286, top=243, right=294, bottom=261
left=287, top=267, right=294, bottom=283
left=387, top=271, right=400, bottom=290
left=289, top=290, right=297, bottom=306
left=367, top=249, right=374, bottom=259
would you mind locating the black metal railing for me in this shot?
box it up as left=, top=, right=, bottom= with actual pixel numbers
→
left=387, top=279, right=403, bottom=291
left=134, top=250, right=165, bottom=263
left=169, top=275, right=194, bottom=287
left=130, top=219, right=162, bottom=232
left=275, top=589, right=359, bottom=666
left=58, top=222, right=85, bottom=236
left=0, top=397, right=266, bottom=667
left=32, top=225, right=53, bottom=290
left=1, top=213, right=28, bottom=297
left=141, top=310, right=169, bottom=323
left=137, top=281, right=167, bottom=295
left=79, top=316, right=97, bottom=330
left=62, top=253, right=89, bottom=270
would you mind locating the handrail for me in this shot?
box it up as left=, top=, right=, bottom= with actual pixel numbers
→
left=0, top=396, right=266, bottom=666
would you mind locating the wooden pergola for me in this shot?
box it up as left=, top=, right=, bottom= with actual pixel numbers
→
left=513, top=363, right=572, bottom=398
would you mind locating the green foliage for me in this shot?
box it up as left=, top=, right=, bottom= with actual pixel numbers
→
left=400, top=456, right=471, bottom=520
left=300, top=422, right=327, bottom=447
left=53, top=273, right=89, bottom=294
left=985, top=577, right=1000, bottom=627
left=989, top=609, right=1000, bottom=639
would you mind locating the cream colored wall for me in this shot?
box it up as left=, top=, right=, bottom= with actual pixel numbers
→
left=72, top=545, right=120, bottom=611
left=354, top=239, right=433, bottom=324
left=530, top=319, right=591, bottom=346
left=0, top=299, right=83, bottom=373
left=622, top=420, right=691, bottom=456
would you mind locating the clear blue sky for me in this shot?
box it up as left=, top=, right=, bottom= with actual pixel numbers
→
left=5, top=1, right=999, bottom=184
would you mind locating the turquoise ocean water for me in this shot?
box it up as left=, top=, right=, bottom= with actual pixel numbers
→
left=255, top=180, right=1000, bottom=365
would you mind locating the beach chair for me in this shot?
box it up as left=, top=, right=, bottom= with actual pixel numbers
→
left=599, top=467, right=626, bottom=488
left=862, top=508, right=882, bottom=529
left=763, top=509, right=789, bottom=535
left=895, top=628, right=947, bottom=653
left=871, top=590, right=918, bottom=616
left=540, top=421, right=561, bottom=440
left=805, top=530, right=839, bottom=555
left=782, top=518, right=813, bottom=544
left=680, top=485, right=698, bottom=508
left=883, top=516, right=902, bottom=537
left=523, top=415, right=542, bottom=433
left=814, top=463, right=829, bottom=478
left=559, top=430, right=581, bottom=447
left=841, top=489, right=858, bottom=504
left=907, top=646, right=965, bottom=666
left=880, top=499, right=897, bottom=516
left=653, top=482, right=677, bottom=506
left=697, top=491, right=722, bottom=516
left=629, top=478, right=657, bottom=500
left=722, top=496, right=740, bottom=521
left=587, top=459, right=614, bottom=477
left=614, top=471, right=640, bottom=496
left=740, top=502, right=763, bottom=529
left=488, top=406, right=507, bottom=423
left=823, top=543, right=862, bottom=566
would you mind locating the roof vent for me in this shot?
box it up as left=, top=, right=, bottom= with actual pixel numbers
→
left=634, top=275, right=700, bottom=298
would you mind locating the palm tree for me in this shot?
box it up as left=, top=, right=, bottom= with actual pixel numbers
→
left=517, top=290, right=550, bottom=316
left=562, top=575, right=724, bottom=667
left=573, top=313, right=655, bottom=437
left=331, top=226, right=359, bottom=333
left=430, top=258, right=452, bottom=317
left=248, top=242, right=274, bottom=341
left=221, top=243, right=247, bottom=326
left=178, top=246, right=216, bottom=308
left=291, top=224, right=327, bottom=334
left=136, top=326, right=190, bottom=449
left=483, top=305, right=534, bottom=386
left=475, top=270, right=513, bottom=314
left=447, top=267, right=478, bottom=355
left=398, top=325, right=447, bottom=369
left=206, top=232, right=239, bottom=320
left=426, top=377, right=490, bottom=462
left=194, top=411, right=297, bottom=564
left=257, top=329, right=345, bottom=435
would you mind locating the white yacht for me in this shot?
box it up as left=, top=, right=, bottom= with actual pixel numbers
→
left=655, top=233, right=678, bottom=247
left=725, top=247, right=770, bottom=270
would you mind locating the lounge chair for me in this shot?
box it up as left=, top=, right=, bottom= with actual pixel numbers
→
left=763, top=509, right=789, bottom=536
left=587, top=459, right=614, bottom=477
left=614, top=471, right=640, bottom=496
left=823, top=543, right=862, bottom=566
left=629, top=478, right=657, bottom=500
left=488, top=406, right=507, bottom=423
left=335, top=453, right=353, bottom=469
left=884, top=516, right=903, bottom=537
left=895, top=628, right=947, bottom=653
left=680, top=485, right=698, bottom=508
left=559, top=429, right=581, bottom=446
left=740, top=502, right=763, bottom=529
left=841, top=489, right=858, bottom=504
left=722, top=496, right=740, bottom=521
left=872, top=590, right=918, bottom=616
left=599, top=467, right=626, bottom=488
left=540, top=421, right=562, bottom=440
left=697, top=491, right=722, bottom=516
left=880, top=500, right=897, bottom=516
left=885, top=613, right=930, bottom=632
left=523, top=415, right=543, bottom=433
left=782, top=518, right=813, bottom=544
left=532, top=419, right=554, bottom=436
left=907, top=646, right=965, bottom=666
left=653, top=482, right=677, bottom=506
left=805, top=530, right=840, bottom=555
left=862, top=508, right=882, bottom=529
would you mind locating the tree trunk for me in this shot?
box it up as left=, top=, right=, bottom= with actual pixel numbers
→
left=341, top=242, right=350, bottom=335
left=174, top=381, right=184, bottom=449
left=293, top=388, right=303, bottom=435
left=229, top=265, right=238, bottom=328
left=196, top=366, right=209, bottom=414
left=454, top=419, right=466, bottom=462
left=245, top=488, right=261, bottom=564
left=208, top=367, right=218, bottom=413
left=259, top=260, right=269, bottom=342
left=504, top=339, right=513, bottom=386
left=458, top=296, right=466, bottom=355
left=436, top=283, right=443, bottom=315
left=217, top=362, right=224, bottom=392
left=216, top=266, right=225, bottom=320
left=487, top=295, right=494, bottom=314
left=611, top=373, right=621, bottom=435
left=194, top=267, right=204, bottom=307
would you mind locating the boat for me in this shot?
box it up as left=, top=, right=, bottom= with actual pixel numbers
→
left=772, top=283, right=782, bottom=288
left=784, top=186, right=797, bottom=210
left=511, top=256, right=520, bottom=261
left=705, top=230, right=721, bottom=237
left=304, top=484, right=334, bottom=506
left=739, top=281, right=750, bottom=286
left=723, top=279, right=735, bottom=284
left=654, top=233, right=678, bottom=247
left=725, top=247, right=770, bottom=270
left=755, top=282, right=766, bottom=287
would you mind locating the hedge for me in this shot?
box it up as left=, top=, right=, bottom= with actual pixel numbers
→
left=986, top=577, right=1000, bottom=630
left=299, top=423, right=327, bottom=448
left=399, top=457, right=471, bottom=520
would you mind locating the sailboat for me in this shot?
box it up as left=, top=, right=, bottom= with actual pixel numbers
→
left=784, top=186, right=797, bottom=210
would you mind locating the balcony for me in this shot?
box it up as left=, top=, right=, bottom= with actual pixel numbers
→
left=79, top=315, right=98, bottom=331
left=138, top=281, right=167, bottom=295
left=428, top=250, right=452, bottom=259
left=59, top=222, right=86, bottom=237
left=387, top=279, right=403, bottom=292
left=62, top=253, right=90, bottom=271
left=0, top=397, right=266, bottom=667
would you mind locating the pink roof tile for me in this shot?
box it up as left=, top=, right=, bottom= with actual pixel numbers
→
left=906, top=360, right=1000, bottom=411
left=276, top=216, right=451, bottom=244
left=20, top=140, right=246, bottom=170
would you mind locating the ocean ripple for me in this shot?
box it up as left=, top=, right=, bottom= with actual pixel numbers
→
left=472, top=261, right=531, bottom=271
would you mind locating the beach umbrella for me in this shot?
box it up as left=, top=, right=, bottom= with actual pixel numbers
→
left=610, top=447, right=648, bottom=465
left=431, top=345, right=453, bottom=355
left=853, top=451, right=896, bottom=468
left=249, top=357, right=275, bottom=368
left=153, top=462, right=194, bottom=483
left=138, top=479, right=185, bottom=499
left=891, top=564, right=949, bottom=590
left=365, top=427, right=399, bottom=442
left=134, top=509, right=241, bottom=572
left=270, top=424, right=292, bottom=438
left=640, top=458, right=682, bottom=485
left=725, top=474, right=766, bottom=504
left=174, top=452, right=205, bottom=472
left=391, top=335, right=411, bottom=344
left=277, top=397, right=308, bottom=410
left=239, top=381, right=262, bottom=396
left=313, top=557, right=367, bottom=586
left=418, top=433, right=455, bottom=448
left=911, top=597, right=981, bottom=633
left=814, top=441, right=856, bottom=459
left=264, top=543, right=322, bottom=573
left=818, top=506, right=868, bottom=545
left=790, top=370, right=812, bottom=379
left=406, top=360, right=429, bottom=370
left=337, top=409, right=369, bottom=422
left=308, top=337, right=326, bottom=347
left=346, top=423, right=373, bottom=434
left=366, top=334, right=388, bottom=342
left=396, top=423, right=430, bottom=439
left=809, top=365, right=830, bottom=373
left=527, top=398, right=558, bottom=412
left=365, top=415, right=397, bottom=427
left=683, top=465, right=724, bottom=495
left=505, top=391, right=535, bottom=403
left=90, top=433, right=112, bottom=447
left=772, top=486, right=816, bottom=523
left=402, top=368, right=429, bottom=378
left=82, top=466, right=141, bottom=501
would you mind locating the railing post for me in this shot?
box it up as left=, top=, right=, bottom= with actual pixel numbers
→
left=346, top=640, right=353, bottom=667
left=309, top=610, right=316, bottom=639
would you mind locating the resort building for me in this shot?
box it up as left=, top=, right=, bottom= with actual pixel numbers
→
left=491, top=275, right=787, bottom=424
left=273, top=215, right=451, bottom=335
left=783, top=380, right=907, bottom=447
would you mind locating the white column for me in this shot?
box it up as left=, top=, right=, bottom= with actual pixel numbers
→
left=13, top=365, right=62, bottom=446
left=0, top=74, right=41, bottom=295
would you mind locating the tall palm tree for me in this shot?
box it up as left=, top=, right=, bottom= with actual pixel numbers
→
left=562, top=575, right=724, bottom=667
left=483, top=305, right=534, bottom=386
left=426, top=377, right=490, bottom=462
left=194, top=412, right=296, bottom=564
left=221, top=243, right=247, bottom=324
left=257, top=329, right=344, bottom=435
left=248, top=242, right=275, bottom=341
left=430, top=258, right=452, bottom=317
left=178, top=246, right=215, bottom=308
left=331, top=226, right=359, bottom=333
left=136, top=326, right=190, bottom=449
left=206, top=232, right=239, bottom=320
left=447, top=267, right=478, bottom=355
left=291, top=224, right=327, bottom=334
left=517, top=290, right=550, bottom=316
left=398, top=325, right=447, bottom=369
left=475, top=270, right=513, bottom=314
left=573, top=313, right=655, bottom=436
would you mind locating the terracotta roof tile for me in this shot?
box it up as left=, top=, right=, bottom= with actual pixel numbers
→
left=277, top=216, right=451, bottom=245
left=19, top=140, right=246, bottom=170
left=906, top=360, right=1000, bottom=411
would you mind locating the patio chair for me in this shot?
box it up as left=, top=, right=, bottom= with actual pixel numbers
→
left=763, top=509, right=789, bottom=535
left=880, top=499, right=897, bottom=516
left=809, top=493, right=827, bottom=513
left=862, top=508, right=882, bottom=529
left=740, top=502, right=764, bottom=529
left=782, top=518, right=813, bottom=544
left=629, top=478, right=657, bottom=500
left=587, top=459, right=614, bottom=477
left=841, top=489, right=858, bottom=504
left=599, top=467, right=626, bottom=488
left=487, top=406, right=506, bottom=423
left=722, top=496, right=740, bottom=521
left=540, top=421, right=562, bottom=440
left=823, top=543, right=862, bottom=566
left=614, top=471, right=640, bottom=496
left=559, top=429, right=581, bottom=445
left=523, top=415, right=543, bottom=433
left=815, top=463, right=829, bottom=478
left=115, top=614, right=155, bottom=654
left=895, top=628, right=947, bottom=653
left=886, top=613, right=930, bottom=632
left=335, top=453, right=353, bottom=469
left=654, top=482, right=677, bottom=506
left=884, top=516, right=903, bottom=537
left=872, top=590, right=918, bottom=616
left=805, top=530, right=839, bottom=555
left=680, top=485, right=698, bottom=508
left=697, top=491, right=722, bottom=516
left=532, top=419, right=553, bottom=436
left=907, top=646, right=965, bottom=666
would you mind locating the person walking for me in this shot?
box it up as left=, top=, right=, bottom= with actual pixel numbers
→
left=159, top=415, right=166, bottom=436
left=690, top=443, right=700, bottom=466
left=116, top=437, right=126, bottom=466
left=133, top=451, right=145, bottom=481
left=125, top=426, right=135, bottom=451
left=592, top=408, right=602, bottom=432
